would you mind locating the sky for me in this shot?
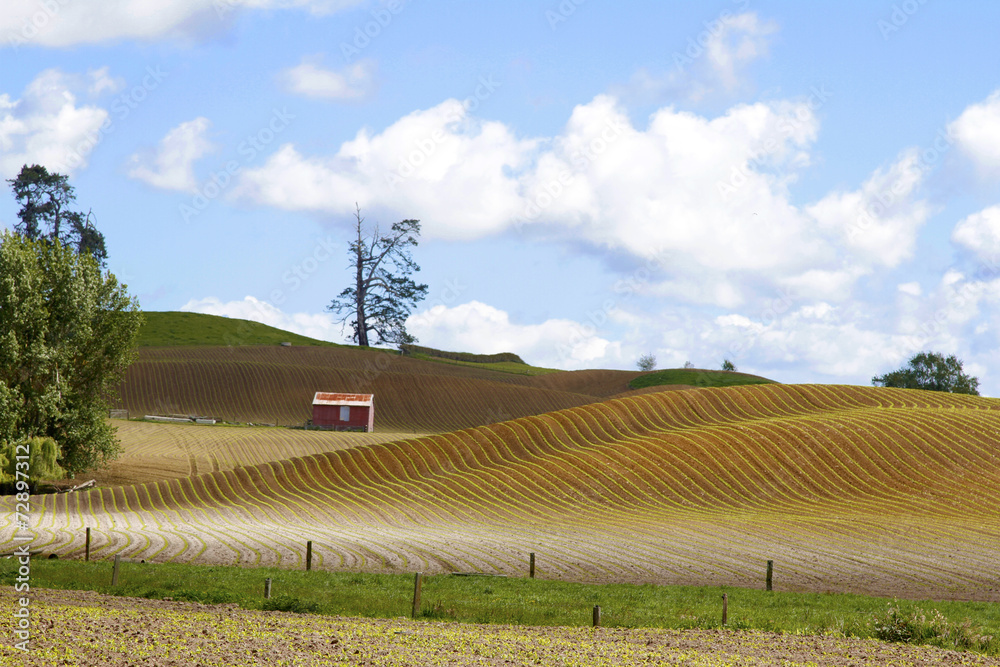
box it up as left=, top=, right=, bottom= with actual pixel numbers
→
left=3, top=1, right=1000, bottom=394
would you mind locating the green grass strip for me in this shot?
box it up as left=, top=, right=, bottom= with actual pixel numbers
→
left=5, top=558, right=999, bottom=655
left=629, top=368, right=776, bottom=390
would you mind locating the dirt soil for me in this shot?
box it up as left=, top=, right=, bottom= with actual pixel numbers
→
left=2, top=588, right=997, bottom=666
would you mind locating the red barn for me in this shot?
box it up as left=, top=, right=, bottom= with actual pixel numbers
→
left=312, top=392, right=374, bottom=432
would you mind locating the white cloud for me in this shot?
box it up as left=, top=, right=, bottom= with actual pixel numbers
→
left=87, top=67, right=124, bottom=96
left=949, top=90, right=1000, bottom=179
left=180, top=295, right=347, bottom=342
left=952, top=204, right=1000, bottom=262
left=127, top=118, right=214, bottom=192
left=0, top=69, right=108, bottom=177
left=898, top=282, right=922, bottom=297
left=0, top=0, right=366, bottom=48
left=236, top=90, right=932, bottom=307
left=705, top=12, right=779, bottom=92
left=407, top=301, right=625, bottom=370
left=234, top=98, right=538, bottom=239
left=183, top=280, right=1000, bottom=395
left=806, top=148, right=933, bottom=268
left=279, top=57, right=376, bottom=100
left=623, top=12, right=778, bottom=102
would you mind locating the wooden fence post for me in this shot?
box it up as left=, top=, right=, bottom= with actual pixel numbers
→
left=529, top=552, right=535, bottom=579
left=766, top=560, right=773, bottom=591
left=721, top=593, right=728, bottom=625
left=412, top=572, right=423, bottom=618
left=112, top=555, right=120, bottom=586
left=85, top=527, right=91, bottom=562
left=306, top=541, right=313, bottom=571
left=593, top=605, right=601, bottom=627
left=264, top=578, right=272, bottom=599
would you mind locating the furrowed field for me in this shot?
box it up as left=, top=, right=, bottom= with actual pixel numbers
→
left=6, top=383, right=1000, bottom=603
left=117, top=345, right=637, bottom=431
left=4, top=315, right=1000, bottom=664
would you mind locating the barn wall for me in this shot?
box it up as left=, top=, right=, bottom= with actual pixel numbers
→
left=313, top=404, right=372, bottom=430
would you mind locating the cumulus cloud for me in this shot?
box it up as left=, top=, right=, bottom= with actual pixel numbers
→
left=279, top=57, right=376, bottom=100
left=949, top=90, right=1000, bottom=179
left=406, top=300, right=627, bottom=370
left=235, top=89, right=935, bottom=307
left=127, top=118, right=215, bottom=192
left=234, top=97, right=537, bottom=239
left=0, top=69, right=109, bottom=177
left=806, top=148, right=933, bottom=268
left=952, top=204, right=1000, bottom=262
left=0, top=0, right=366, bottom=48
left=180, top=295, right=347, bottom=342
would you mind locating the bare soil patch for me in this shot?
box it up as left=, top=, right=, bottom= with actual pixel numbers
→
left=3, top=588, right=997, bottom=666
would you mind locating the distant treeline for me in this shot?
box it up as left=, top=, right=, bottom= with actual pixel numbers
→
left=400, top=344, right=525, bottom=365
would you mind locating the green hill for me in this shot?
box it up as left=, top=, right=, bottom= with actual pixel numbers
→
left=137, top=311, right=340, bottom=347
left=629, top=367, right=776, bottom=390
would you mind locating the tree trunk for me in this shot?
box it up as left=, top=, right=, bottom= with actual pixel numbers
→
left=354, top=211, right=369, bottom=347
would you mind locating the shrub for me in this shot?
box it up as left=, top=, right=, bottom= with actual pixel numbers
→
left=870, top=602, right=995, bottom=652
left=636, top=354, right=657, bottom=372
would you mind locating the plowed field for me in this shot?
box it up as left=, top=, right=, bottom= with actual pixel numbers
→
left=117, top=346, right=629, bottom=431
left=8, top=384, right=1000, bottom=601
left=86, top=421, right=421, bottom=486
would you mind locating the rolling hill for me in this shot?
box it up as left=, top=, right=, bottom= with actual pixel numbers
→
left=120, top=312, right=777, bottom=433
left=18, top=383, right=1000, bottom=602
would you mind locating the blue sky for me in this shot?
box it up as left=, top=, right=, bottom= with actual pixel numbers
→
left=4, top=1, right=1000, bottom=394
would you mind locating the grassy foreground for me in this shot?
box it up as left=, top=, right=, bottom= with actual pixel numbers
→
left=6, top=559, right=998, bottom=655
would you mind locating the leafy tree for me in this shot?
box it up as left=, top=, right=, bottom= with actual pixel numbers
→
left=7, top=164, right=108, bottom=266
left=636, top=353, right=656, bottom=372
left=0, top=232, right=142, bottom=475
left=722, top=359, right=736, bottom=371
left=328, top=205, right=428, bottom=347
left=872, top=351, right=980, bottom=395
left=0, top=437, right=64, bottom=485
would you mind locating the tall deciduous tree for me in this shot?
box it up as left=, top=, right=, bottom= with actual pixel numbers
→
left=7, top=164, right=108, bottom=266
left=328, top=206, right=428, bottom=347
left=0, top=232, right=142, bottom=475
left=872, top=351, right=980, bottom=395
